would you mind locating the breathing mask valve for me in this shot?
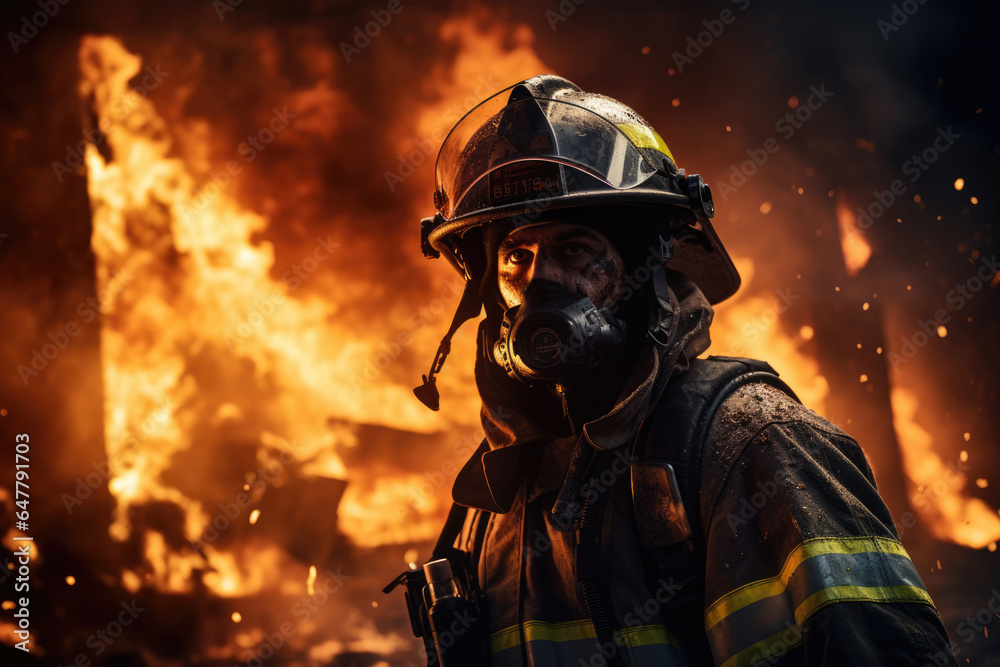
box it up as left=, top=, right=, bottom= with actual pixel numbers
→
left=492, top=281, right=627, bottom=385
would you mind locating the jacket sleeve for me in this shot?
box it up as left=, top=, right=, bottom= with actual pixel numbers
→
left=698, top=383, right=958, bottom=667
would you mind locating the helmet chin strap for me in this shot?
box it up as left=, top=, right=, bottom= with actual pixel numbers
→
left=647, top=260, right=675, bottom=346
left=645, top=231, right=675, bottom=345
left=413, top=279, right=483, bottom=411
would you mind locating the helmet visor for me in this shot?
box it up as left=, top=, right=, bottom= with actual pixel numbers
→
left=435, top=86, right=661, bottom=220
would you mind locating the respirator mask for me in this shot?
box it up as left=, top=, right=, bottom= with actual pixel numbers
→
left=492, top=279, right=628, bottom=387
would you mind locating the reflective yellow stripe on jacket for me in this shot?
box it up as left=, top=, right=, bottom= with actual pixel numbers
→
left=490, top=619, right=689, bottom=667
left=705, top=536, right=935, bottom=667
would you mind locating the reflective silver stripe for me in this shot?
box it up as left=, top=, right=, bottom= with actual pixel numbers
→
left=706, top=542, right=934, bottom=667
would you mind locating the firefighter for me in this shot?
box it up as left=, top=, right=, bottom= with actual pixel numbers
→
left=404, top=75, right=958, bottom=666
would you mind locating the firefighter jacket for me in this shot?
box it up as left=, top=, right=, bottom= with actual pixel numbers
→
left=450, top=271, right=958, bottom=667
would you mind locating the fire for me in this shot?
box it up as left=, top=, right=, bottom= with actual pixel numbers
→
left=890, top=386, right=1000, bottom=548
left=411, top=7, right=548, bottom=146
left=77, top=32, right=431, bottom=646
left=200, top=542, right=289, bottom=598
left=836, top=197, right=873, bottom=276
left=339, top=474, right=446, bottom=548
left=79, top=31, right=441, bottom=566
left=710, top=257, right=830, bottom=413
left=73, top=9, right=556, bottom=660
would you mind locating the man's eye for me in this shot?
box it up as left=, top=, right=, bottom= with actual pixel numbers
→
left=561, top=242, right=588, bottom=257
left=507, top=248, right=531, bottom=264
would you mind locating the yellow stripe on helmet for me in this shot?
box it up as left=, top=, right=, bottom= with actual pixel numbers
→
left=617, top=123, right=675, bottom=162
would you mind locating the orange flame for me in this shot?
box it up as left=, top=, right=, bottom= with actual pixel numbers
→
left=890, top=386, right=1000, bottom=548
left=710, top=257, right=829, bottom=412
left=836, top=197, right=872, bottom=276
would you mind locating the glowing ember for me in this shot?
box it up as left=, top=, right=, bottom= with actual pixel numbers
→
left=66, top=576, right=76, bottom=586
left=307, top=565, right=317, bottom=596
left=954, top=178, right=965, bottom=191
left=856, top=138, right=877, bottom=152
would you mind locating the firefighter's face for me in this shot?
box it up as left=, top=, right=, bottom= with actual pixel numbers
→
left=497, top=222, right=626, bottom=309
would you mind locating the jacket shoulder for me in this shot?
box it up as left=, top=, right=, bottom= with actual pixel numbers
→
left=699, top=381, right=864, bottom=531
left=641, top=355, right=797, bottom=466
left=635, top=356, right=799, bottom=548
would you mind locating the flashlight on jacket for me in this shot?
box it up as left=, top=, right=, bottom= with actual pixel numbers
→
left=422, top=558, right=489, bottom=665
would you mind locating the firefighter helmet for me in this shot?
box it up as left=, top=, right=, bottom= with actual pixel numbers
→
left=420, top=74, right=740, bottom=305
